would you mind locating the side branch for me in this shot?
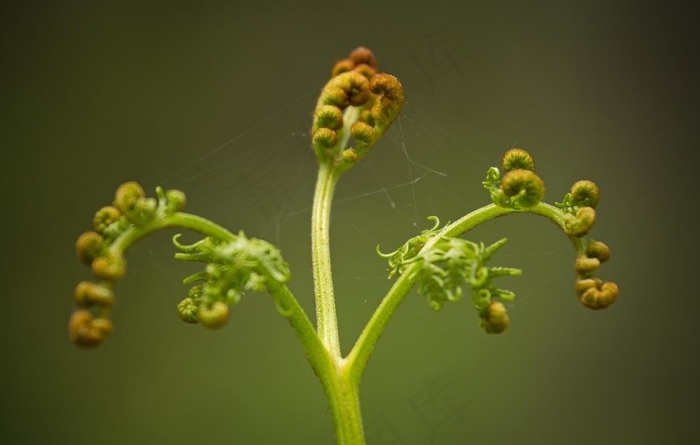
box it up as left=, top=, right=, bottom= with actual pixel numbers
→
left=345, top=202, right=578, bottom=380
left=266, top=282, right=336, bottom=383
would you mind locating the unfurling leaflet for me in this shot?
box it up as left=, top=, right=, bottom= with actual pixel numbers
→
left=172, top=231, right=290, bottom=329
left=379, top=217, right=521, bottom=333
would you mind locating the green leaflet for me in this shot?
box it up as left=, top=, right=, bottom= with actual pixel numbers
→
left=378, top=218, right=522, bottom=332
left=172, top=231, right=291, bottom=326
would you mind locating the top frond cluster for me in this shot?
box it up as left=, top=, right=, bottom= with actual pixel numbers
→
left=311, top=47, right=404, bottom=171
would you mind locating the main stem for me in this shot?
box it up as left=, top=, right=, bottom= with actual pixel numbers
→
left=311, top=160, right=367, bottom=444
left=312, top=162, right=342, bottom=356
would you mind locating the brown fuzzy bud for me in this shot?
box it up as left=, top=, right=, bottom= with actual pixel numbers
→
left=114, top=181, right=145, bottom=214
left=369, top=73, right=404, bottom=128
left=93, top=206, right=122, bottom=235
left=74, top=281, right=114, bottom=307
left=481, top=301, right=510, bottom=334
left=570, top=180, right=600, bottom=208
left=353, top=63, right=377, bottom=80
left=575, top=277, right=603, bottom=296
left=349, top=47, right=377, bottom=69
left=500, top=169, right=545, bottom=208
left=342, top=149, right=359, bottom=164
left=68, top=310, right=113, bottom=348
left=76, top=231, right=105, bottom=266
left=586, top=240, right=611, bottom=263
left=501, top=148, right=535, bottom=172
left=370, top=73, right=403, bottom=102
left=575, top=255, right=600, bottom=274
left=114, top=181, right=156, bottom=225
left=198, top=301, right=230, bottom=329
left=343, top=71, right=372, bottom=106
left=565, top=206, right=596, bottom=237
left=315, top=105, right=344, bottom=130
left=331, top=59, right=354, bottom=77
left=359, top=109, right=375, bottom=126
left=350, top=121, right=378, bottom=146
left=312, top=128, right=338, bottom=152
left=91, top=254, right=127, bottom=282
left=579, top=281, right=619, bottom=310
left=320, top=87, right=349, bottom=109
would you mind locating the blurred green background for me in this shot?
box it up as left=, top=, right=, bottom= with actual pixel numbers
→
left=3, top=1, right=698, bottom=444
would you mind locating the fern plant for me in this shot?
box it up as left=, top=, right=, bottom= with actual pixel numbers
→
left=68, top=47, right=618, bottom=444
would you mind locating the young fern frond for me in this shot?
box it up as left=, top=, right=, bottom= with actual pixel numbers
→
left=68, top=181, right=292, bottom=346
left=68, top=46, right=619, bottom=445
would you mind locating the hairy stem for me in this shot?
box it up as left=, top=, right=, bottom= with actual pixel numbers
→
left=266, top=282, right=336, bottom=384
left=312, top=162, right=342, bottom=357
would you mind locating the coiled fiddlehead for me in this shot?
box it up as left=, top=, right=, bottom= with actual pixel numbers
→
left=69, top=182, right=190, bottom=348
left=312, top=47, right=404, bottom=172
left=377, top=148, right=620, bottom=337
left=483, top=148, right=545, bottom=210
left=553, top=180, right=618, bottom=309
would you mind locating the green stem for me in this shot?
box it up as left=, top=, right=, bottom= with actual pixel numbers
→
left=346, top=202, right=579, bottom=380
left=109, top=212, right=237, bottom=254
left=266, top=282, right=337, bottom=386
left=312, top=162, right=342, bottom=357
left=308, top=159, right=366, bottom=444
left=326, top=364, right=365, bottom=445
left=309, top=106, right=367, bottom=444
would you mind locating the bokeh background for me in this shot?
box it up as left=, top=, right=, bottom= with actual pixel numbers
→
left=3, top=1, right=698, bottom=444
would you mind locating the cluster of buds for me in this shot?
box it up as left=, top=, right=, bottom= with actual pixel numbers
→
left=311, top=47, right=404, bottom=171
left=70, top=182, right=186, bottom=348
left=556, top=181, right=619, bottom=309
left=574, top=239, right=618, bottom=309
left=483, top=148, right=545, bottom=209
left=559, top=180, right=599, bottom=236
left=173, top=231, right=291, bottom=329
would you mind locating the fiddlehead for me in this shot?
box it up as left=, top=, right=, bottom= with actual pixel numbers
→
left=553, top=180, right=618, bottom=309
left=375, top=148, right=619, bottom=337
left=69, top=181, right=287, bottom=348
left=483, top=148, right=545, bottom=210
left=69, top=182, right=191, bottom=348
left=311, top=47, right=404, bottom=172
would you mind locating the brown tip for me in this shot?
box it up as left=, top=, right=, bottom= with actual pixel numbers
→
left=349, top=47, right=377, bottom=68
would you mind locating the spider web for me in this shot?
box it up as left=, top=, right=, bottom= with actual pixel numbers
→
left=147, top=93, right=568, bottom=316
